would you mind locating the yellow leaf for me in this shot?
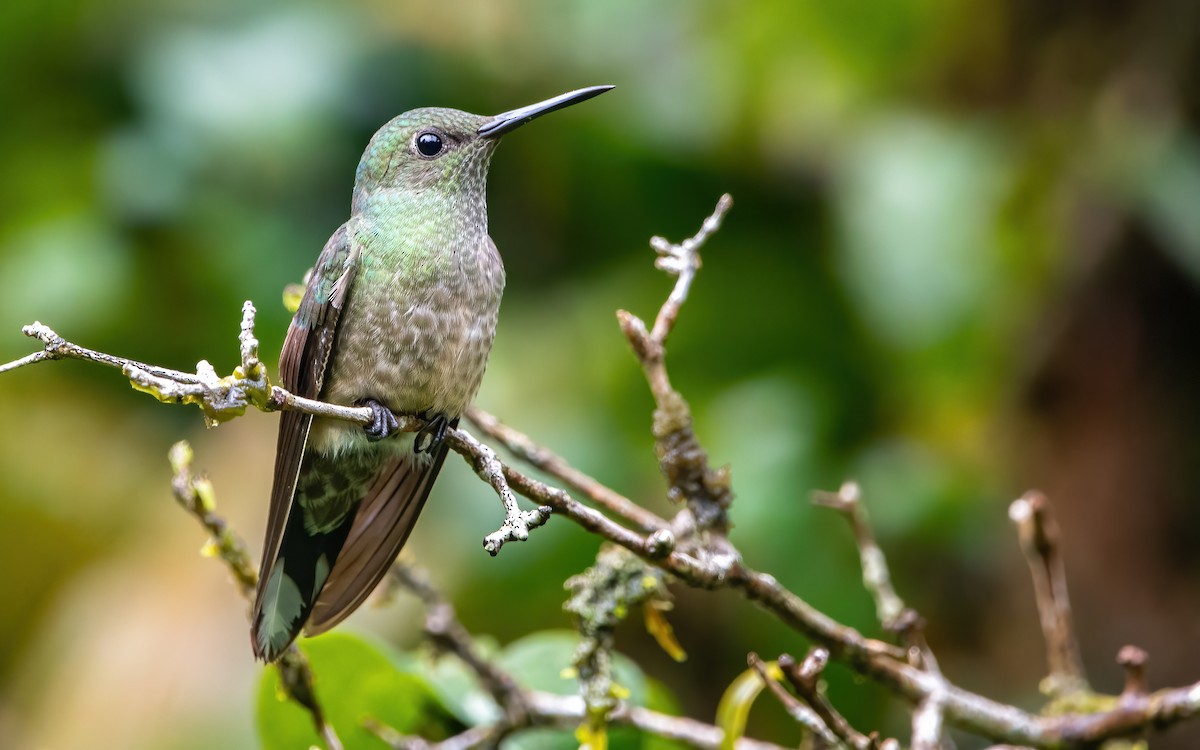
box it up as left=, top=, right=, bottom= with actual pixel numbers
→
left=644, top=604, right=687, bottom=662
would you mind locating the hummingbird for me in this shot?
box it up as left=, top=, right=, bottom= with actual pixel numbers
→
left=251, top=85, right=614, bottom=661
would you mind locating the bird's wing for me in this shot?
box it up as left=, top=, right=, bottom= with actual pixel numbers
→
left=304, top=425, right=455, bottom=636
left=252, top=222, right=356, bottom=636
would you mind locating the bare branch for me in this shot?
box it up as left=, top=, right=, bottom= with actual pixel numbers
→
left=446, top=426, right=552, bottom=554
left=390, top=563, right=529, bottom=724
left=465, top=405, right=666, bottom=533
left=618, top=194, right=735, bottom=535
left=747, top=652, right=842, bottom=746
left=649, top=192, right=733, bottom=342
left=778, top=649, right=887, bottom=750
left=813, top=481, right=906, bottom=627
left=528, top=692, right=792, bottom=750
left=1117, top=646, right=1149, bottom=699
left=1009, top=491, right=1089, bottom=697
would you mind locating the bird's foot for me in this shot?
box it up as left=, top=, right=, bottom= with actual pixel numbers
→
left=415, top=412, right=451, bottom=454
left=357, top=399, right=400, bottom=442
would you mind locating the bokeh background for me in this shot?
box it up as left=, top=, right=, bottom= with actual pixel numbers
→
left=2, top=0, right=1200, bottom=748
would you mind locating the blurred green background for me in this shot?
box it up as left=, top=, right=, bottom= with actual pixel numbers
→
left=3, top=0, right=1200, bottom=747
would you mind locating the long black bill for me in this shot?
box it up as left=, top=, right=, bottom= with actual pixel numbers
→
left=477, top=85, right=614, bottom=139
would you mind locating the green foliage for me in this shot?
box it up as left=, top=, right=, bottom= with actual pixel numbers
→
left=257, top=630, right=685, bottom=750
left=256, top=633, right=460, bottom=750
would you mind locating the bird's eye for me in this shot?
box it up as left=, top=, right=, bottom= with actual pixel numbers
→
left=415, top=131, right=444, bottom=158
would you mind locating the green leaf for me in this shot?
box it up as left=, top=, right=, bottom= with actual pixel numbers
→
left=498, top=630, right=647, bottom=703
left=715, top=662, right=781, bottom=750
left=256, top=632, right=461, bottom=750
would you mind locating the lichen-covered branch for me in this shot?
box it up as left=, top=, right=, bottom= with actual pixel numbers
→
left=0, top=302, right=379, bottom=429
left=617, top=194, right=735, bottom=535
left=7, top=195, right=1200, bottom=750
left=385, top=560, right=788, bottom=750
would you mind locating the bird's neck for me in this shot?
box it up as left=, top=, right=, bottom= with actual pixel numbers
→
left=354, top=186, right=490, bottom=273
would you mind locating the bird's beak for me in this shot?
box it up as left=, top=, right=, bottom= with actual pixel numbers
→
left=477, top=85, right=615, bottom=139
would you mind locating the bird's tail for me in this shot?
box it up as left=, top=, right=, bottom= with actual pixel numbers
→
left=251, top=435, right=451, bottom=661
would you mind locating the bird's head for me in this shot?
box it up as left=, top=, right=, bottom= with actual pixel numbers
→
left=352, top=85, right=613, bottom=211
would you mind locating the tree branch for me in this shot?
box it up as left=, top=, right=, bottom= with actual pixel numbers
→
left=812, top=481, right=906, bottom=628
left=7, top=195, right=1200, bottom=750
left=1009, top=491, right=1089, bottom=697
left=617, top=193, right=735, bottom=535
left=385, top=561, right=790, bottom=750
left=465, top=405, right=666, bottom=533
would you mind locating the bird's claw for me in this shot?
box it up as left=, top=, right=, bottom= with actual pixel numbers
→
left=359, top=399, right=400, bottom=441
left=415, top=413, right=450, bottom=454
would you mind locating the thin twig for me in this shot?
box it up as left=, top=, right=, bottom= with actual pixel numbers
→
left=778, top=649, right=886, bottom=750
left=812, top=481, right=906, bottom=627
left=390, top=563, right=529, bottom=724
left=1117, top=646, right=1149, bottom=699
left=649, top=192, right=732, bottom=342
left=526, top=692, right=792, bottom=750
left=465, top=405, right=666, bottom=533
left=747, top=652, right=842, bottom=746
left=617, top=193, right=736, bottom=535
left=448, top=427, right=552, bottom=555
left=1009, top=491, right=1089, bottom=697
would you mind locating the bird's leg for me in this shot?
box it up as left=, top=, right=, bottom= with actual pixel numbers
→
left=357, top=398, right=401, bottom=442
left=414, top=412, right=451, bottom=454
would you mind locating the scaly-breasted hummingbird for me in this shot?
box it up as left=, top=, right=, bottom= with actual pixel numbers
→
left=251, top=85, right=614, bottom=661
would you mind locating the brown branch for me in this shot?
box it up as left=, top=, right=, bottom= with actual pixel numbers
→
left=465, top=405, right=666, bottom=533
left=747, top=652, right=843, bottom=746
left=617, top=193, right=735, bottom=534
left=389, top=563, right=529, bottom=725
left=778, top=649, right=890, bottom=750
left=812, top=481, right=906, bottom=627
left=384, top=562, right=790, bottom=750
left=1009, top=491, right=1089, bottom=697
left=10, top=195, right=1200, bottom=750
left=1118, top=646, right=1149, bottom=699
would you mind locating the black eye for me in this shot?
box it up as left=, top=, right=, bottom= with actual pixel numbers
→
left=416, top=131, right=444, bottom=157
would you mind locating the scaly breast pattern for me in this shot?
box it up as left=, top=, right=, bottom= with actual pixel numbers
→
left=311, top=218, right=505, bottom=455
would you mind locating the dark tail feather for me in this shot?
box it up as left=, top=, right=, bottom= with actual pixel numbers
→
left=251, top=491, right=357, bottom=661
left=251, top=424, right=455, bottom=661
